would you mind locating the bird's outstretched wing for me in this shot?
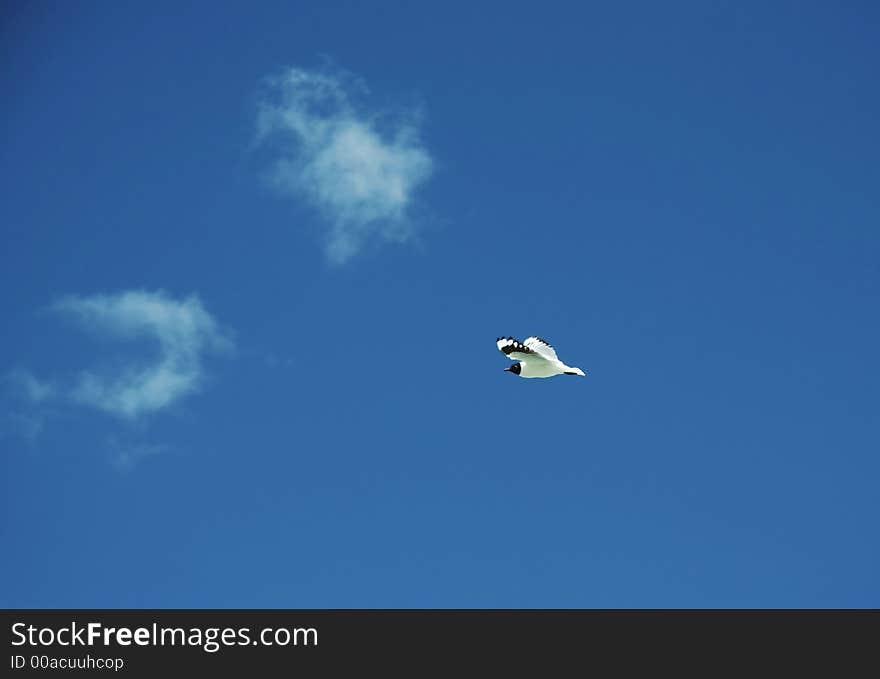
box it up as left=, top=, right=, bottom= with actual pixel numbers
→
left=524, top=336, right=559, bottom=361
left=497, top=336, right=543, bottom=362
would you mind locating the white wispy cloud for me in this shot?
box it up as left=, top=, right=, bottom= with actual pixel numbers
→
left=3, top=370, right=55, bottom=445
left=107, top=438, right=170, bottom=472
left=7, top=368, right=56, bottom=404
left=54, top=290, right=231, bottom=420
left=256, top=66, right=433, bottom=264
left=1, top=412, right=45, bottom=445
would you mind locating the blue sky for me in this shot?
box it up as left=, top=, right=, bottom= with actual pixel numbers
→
left=2, top=1, right=878, bottom=607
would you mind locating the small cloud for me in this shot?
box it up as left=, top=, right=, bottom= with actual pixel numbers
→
left=5, top=290, right=230, bottom=468
left=3, top=371, right=55, bottom=444
left=107, top=438, right=169, bottom=472
left=1, top=411, right=45, bottom=445
left=263, top=352, right=294, bottom=369
left=53, top=290, right=232, bottom=420
left=6, top=369, right=56, bottom=404
left=256, top=66, right=433, bottom=264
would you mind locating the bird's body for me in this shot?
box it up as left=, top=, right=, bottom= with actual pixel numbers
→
left=496, top=336, right=586, bottom=378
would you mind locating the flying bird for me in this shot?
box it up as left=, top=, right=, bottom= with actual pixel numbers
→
left=496, top=336, right=586, bottom=378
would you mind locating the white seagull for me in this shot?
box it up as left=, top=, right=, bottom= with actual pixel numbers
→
left=496, top=336, right=586, bottom=378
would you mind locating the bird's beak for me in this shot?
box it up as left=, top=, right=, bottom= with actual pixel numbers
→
left=503, top=366, right=513, bottom=372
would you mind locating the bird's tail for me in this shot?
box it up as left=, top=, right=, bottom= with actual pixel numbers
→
left=564, top=367, right=586, bottom=376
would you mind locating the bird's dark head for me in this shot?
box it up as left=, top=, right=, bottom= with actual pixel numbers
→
left=504, top=363, right=522, bottom=375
